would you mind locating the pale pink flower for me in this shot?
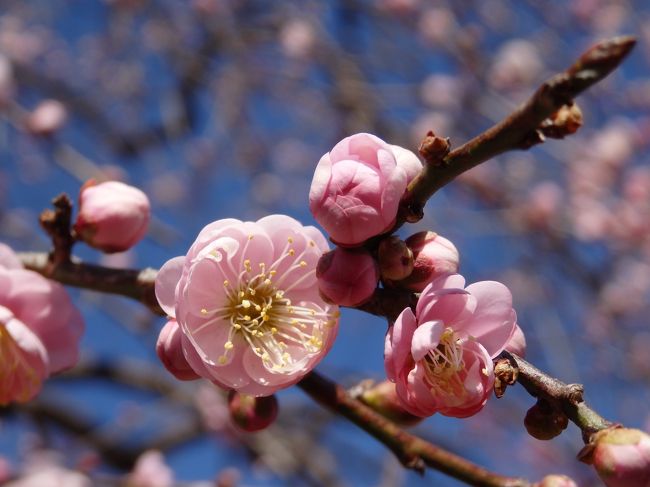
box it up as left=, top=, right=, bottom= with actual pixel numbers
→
left=155, top=215, right=339, bottom=396
left=0, top=243, right=84, bottom=405
left=309, top=133, right=422, bottom=246
left=156, top=320, right=200, bottom=381
left=25, top=100, right=67, bottom=137
left=74, top=180, right=150, bottom=253
left=394, top=231, right=459, bottom=291
left=384, top=274, right=517, bottom=418
left=316, top=247, right=379, bottom=306
left=128, top=450, right=174, bottom=487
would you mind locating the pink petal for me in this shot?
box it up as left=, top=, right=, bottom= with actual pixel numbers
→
left=410, top=320, right=444, bottom=362
left=0, top=243, right=22, bottom=270
left=309, top=153, right=333, bottom=209
left=461, top=281, right=516, bottom=356
left=155, top=256, right=186, bottom=317
left=384, top=308, right=417, bottom=381
left=417, top=288, right=477, bottom=328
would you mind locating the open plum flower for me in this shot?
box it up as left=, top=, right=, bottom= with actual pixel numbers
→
left=155, top=215, right=340, bottom=396
left=384, top=274, right=517, bottom=418
left=309, top=133, right=422, bottom=246
left=0, top=243, right=84, bottom=405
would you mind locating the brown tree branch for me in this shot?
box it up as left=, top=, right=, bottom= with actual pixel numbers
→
left=298, top=371, right=530, bottom=487
left=495, top=352, right=613, bottom=442
left=397, top=36, right=636, bottom=225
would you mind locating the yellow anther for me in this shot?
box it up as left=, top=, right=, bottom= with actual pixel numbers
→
left=287, top=236, right=294, bottom=243
left=242, top=299, right=251, bottom=308
left=264, top=279, right=272, bottom=285
left=200, top=308, right=208, bottom=315
left=248, top=234, right=254, bottom=240
left=270, top=270, right=277, bottom=276
left=243, top=315, right=251, bottom=321
left=249, top=289, right=256, bottom=296
left=255, top=304, right=262, bottom=311
left=244, top=259, right=251, bottom=266
left=282, top=352, right=290, bottom=360
left=275, top=291, right=284, bottom=299
left=239, top=291, right=245, bottom=298
left=299, top=260, right=307, bottom=267
left=288, top=249, right=295, bottom=256
left=218, top=356, right=227, bottom=365
left=308, top=240, right=315, bottom=247
left=224, top=341, right=234, bottom=350
left=310, top=310, right=316, bottom=316
left=262, top=352, right=270, bottom=361
left=255, top=347, right=262, bottom=354
left=263, top=315, right=270, bottom=322
left=223, top=280, right=230, bottom=287
left=233, top=323, right=242, bottom=330
left=271, top=327, right=278, bottom=334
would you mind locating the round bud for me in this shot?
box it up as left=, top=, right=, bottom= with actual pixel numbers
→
left=378, top=236, right=414, bottom=281
left=156, top=320, right=200, bottom=381
left=74, top=180, right=150, bottom=253
left=228, top=391, right=278, bottom=432
left=524, top=400, right=568, bottom=440
left=316, top=247, right=379, bottom=306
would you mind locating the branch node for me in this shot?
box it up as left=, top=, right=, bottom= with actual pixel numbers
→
left=39, top=193, right=76, bottom=268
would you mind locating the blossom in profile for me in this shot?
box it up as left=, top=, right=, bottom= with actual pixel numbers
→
left=155, top=215, right=339, bottom=396
left=384, top=274, right=517, bottom=418
left=316, top=247, right=379, bottom=307
left=0, top=243, right=84, bottom=405
left=74, top=180, right=150, bottom=253
left=309, top=133, right=421, bottom=246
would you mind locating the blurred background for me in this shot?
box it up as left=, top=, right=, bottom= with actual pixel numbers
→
left=1, top=0, right=649, bottom=485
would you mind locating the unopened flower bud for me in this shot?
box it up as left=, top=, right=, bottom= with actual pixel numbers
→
left=359, top=380, right=422, bottom=427
left=25, top=99, right=68, bottom=137
left=317, top=247, right=379, bottom=306
left=505, top=324, right=527, bottom=358
left=580, top=427, right=650, bottom=487
left=74, top=180, right=150, bottom=253
left=378, top=236, right=414, bottom=281
left=534, top=474, right=578, bottom=487
left=395, top=231, right=459, bottom=292
left=524, top=400, right=569, bottom=440
left=541, top=103, right=583, bottom=139
left=156, top=320, right=200, bottom=381
left=228, top=391, right=278, bottom=432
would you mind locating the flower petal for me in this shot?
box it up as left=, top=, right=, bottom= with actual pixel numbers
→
left=155, top=256, right=186, bottom=318
left=410, top=320, right=444, bottom=362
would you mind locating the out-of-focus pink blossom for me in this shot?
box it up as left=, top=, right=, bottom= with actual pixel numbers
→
left=394, top=231, right=459, bottom=292
left=74, top=180, right=150, bottom=253
left=127, top=450, right=174, bottom=487
left=156, top=320, right=201, bottom=381
left=309, top=133, right=421, bottom=246
left=280, top=20, right=315, bottom=59
left=489, top=39, right=543, bottom=90
left=523, top=181, right=563, bottom=230
left=228, top=391, right=278, bottom=432
left=584, top=428, right=650, bottom=487
left=25, top=100, right=67, bottom=137
left=384, top=274, right=517, bottom=418
left=4, top=465, right=91, bottom=487
left=534, top=474, right=578, bottom=487
left=0, top=54, right=14, bottom=104
left=420, top=74, right=463, bottom=110
left=317, top=247, right=379, bottom=306
left=505, top=323, right=526, bottom=358
left=418, top=7, right=457, bottom=45
left=0, top=243, right=84, bottom=405
left=155, top=215, right=339, bottom=396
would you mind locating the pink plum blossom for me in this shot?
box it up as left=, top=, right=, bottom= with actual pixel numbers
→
left=384, top=274, right=517, bottom=418
left=394, top=231, right=459, bottom=291
left=155, top=215, right=339, bottom=396
left=309, top=133, right=422, bottom=246
left=0, top=243, right=84, bottom=405
left=316, top=247, right=379, bottom=306
left=588, top=428, right=650, bottom=487
left=74, top=180, right=150, bottom=253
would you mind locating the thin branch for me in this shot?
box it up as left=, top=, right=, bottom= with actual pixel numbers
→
left=397, top=36, right=636, bottom=225
left=495, top=352, right=613, bottom=442
left=298, top=371, right=530, bottom=487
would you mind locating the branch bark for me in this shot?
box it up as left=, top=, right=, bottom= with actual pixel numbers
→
left=397, top=36, right=636, bottom=225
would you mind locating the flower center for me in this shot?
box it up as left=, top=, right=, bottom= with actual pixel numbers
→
left=200, top=236, right=338, bottom=372
left=0, top=319, right=42, bottom=405
left=422, top=328, right=466, bottom=397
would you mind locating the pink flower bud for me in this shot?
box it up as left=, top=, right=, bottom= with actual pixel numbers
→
left=534, top=474, right=578, bottom=487
left=25, top=100, right=67, bottom=137
left=74, top=180, right=150, bottom=253
left=317, top=247, right=379, bottom=307
left=309, top=133, right=421, bottom=246
left=378, top=236, right=414, bottom=281
left=505, top=323, right=527, bottom=358
left=585, top=428, right=650, bottom=487
left=228, top=391, right=278, bottom=432
left=395, top=231, right=459, bottom=291
left=156, top=320, right=200, bottom=381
